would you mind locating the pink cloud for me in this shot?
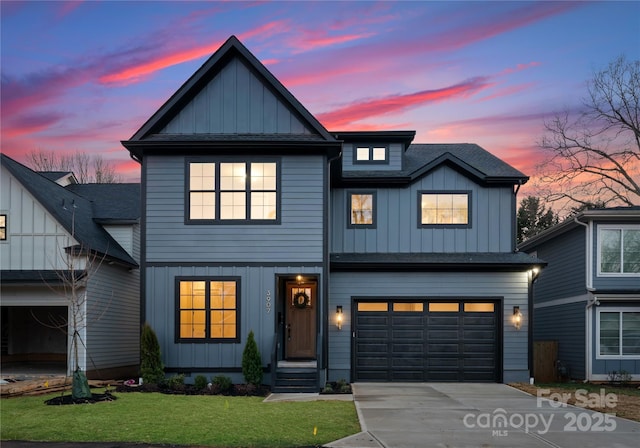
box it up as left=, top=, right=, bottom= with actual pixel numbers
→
left=318, top=77, right=493, bottom=128
left=475, top=83, right=537, bottom=102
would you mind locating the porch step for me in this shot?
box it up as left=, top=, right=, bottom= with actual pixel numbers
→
left=272, top=368, right=318, bottom=393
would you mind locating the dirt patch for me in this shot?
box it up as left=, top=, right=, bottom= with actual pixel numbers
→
left=510, top=382, right=640, bottom=422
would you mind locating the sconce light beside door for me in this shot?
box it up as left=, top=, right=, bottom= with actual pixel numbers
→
left=512, top=306, right=523, bottom=330
left=336, top=306, right=343, bottom=330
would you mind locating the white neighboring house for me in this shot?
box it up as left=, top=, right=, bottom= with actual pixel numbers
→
left=1, top=154, right=140, bottom=379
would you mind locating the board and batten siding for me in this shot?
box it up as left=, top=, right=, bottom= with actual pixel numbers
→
left=331, top=165, right=514, bottom=253
left=159, top=57, right=313, bottom=136
left=0, top=166, right=78, bottom=271
left=341, top=142, right=403, bottom=172
left=533, top=301, right=586, bottom=379
left=145, top=264, right=323, bottom=380
left=328, top=271, right=530, bottom=383
left=144, top=154, right=325, bottom=263
left=85, top=261, right=140, bottom=374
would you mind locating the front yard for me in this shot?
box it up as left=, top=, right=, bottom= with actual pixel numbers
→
left=1, top=389, right=360, bottom=447
left=510, top=382, right=640, bottom=422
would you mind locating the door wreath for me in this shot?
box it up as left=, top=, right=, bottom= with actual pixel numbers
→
left=293, top=291, right=310, bottom=308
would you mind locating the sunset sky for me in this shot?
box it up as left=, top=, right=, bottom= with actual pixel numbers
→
left=1, top=0, right=639, bottom=197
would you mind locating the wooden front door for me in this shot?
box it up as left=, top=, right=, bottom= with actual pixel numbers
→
left=285, top=282, right=317, bottom=359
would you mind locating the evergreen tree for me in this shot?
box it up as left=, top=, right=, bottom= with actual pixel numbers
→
left=517, top=196, right=559, bottom=243
left=242, top=331, right=263, bottom=386
left=140, top=323, right=164, bottom=384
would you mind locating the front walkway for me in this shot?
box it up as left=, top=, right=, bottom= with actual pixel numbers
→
left=327, top=382, right=640, bottom=448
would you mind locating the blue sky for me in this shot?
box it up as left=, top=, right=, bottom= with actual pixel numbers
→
left=1, top=0, right=639, bottom=193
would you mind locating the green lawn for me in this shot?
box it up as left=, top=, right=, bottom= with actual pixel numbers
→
left=1, top=390, right=361, bottom=447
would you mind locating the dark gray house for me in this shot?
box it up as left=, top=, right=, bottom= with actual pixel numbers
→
left=519, top=207, right=640, bottom=381
left=0, top=154, right=141, bottom=379
left=121, top=36, right=544, bottom=390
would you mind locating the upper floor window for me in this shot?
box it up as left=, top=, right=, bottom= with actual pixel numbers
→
left=176, top=278, right=240, bottom=342
left=598, top=226, right=640, bottom=275
left=419, top=191, right=470, bottom=227
left=0, top=214, right=6, bottom=240
left=354, top=145, right=387, bottom=163
left=597, top=309, right=640, bottom=358
left=348, top=191, right=376, bottom=228
left=188, top=160, right=278, bottom=223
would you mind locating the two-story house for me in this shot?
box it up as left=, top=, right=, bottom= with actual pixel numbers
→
left=121, top=36, right=544, bottom=390
left=519, top=207, right=640, bottom=381
left=0, top=154, right=141, bottom=379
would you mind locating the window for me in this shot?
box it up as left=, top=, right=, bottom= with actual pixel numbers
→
left=348, top=191, right=375, bottom=227
left=177, top=278, right=239, bottom=342
left=357, top=302, right=388, bottom=312
left=0, top=214, right=6, bottom=240
left=419, top=192, right=470, bottom=227
left=429, top=303, right=460, bottom=312
left=354, top=145, right=387, bottom=163
left=188, top=161, right=278, bottom=222
left=598, top=226, right=640, bottom=275
left=598, top=309, right=640, bottom=358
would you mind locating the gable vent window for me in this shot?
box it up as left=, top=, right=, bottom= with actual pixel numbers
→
left=419, top=191, right=471, bottom=227
left=355, top=145, right=387, bottom=163
left=188, top=160, right=278, bottom=223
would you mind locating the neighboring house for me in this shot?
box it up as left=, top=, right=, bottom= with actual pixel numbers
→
left=0, top=154, right=141, bottom=379
left=121, top=36, right=544, bottom=390
left=519, top=207, right=640, bottom=381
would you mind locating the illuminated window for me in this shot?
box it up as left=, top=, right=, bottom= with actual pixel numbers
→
left=357, top=302, right=388, bottom=312
left=349, top=192, right=375, bottom=227
left=188, top=161, right=278, bottom=222
left=354, top=145, right=387, bottom=163
left=420, top=192, right=470, bottom=226
left=428, top=303, right=460, bottom=312
left=177, top=278, right=239, bottom=342
left=393, top=303, right=424, bottom=312
left=464, top=303, right=495, bottom=312
left=0, top=214, right=6, bottom=240
left=598, top=226, right=640, bottom=275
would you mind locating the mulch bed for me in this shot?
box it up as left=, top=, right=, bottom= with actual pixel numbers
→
left=114, top=383, right=271, bottom=397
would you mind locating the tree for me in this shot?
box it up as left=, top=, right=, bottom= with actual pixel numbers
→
left=27, top=149, right=121, bottom=183
left=517, top=196, right=559, bottom=243
left=140, top=323, right=165, bottom=384
left=242, top=330, right=263, bottom=386
left=536, top=55, right=640, bottom=211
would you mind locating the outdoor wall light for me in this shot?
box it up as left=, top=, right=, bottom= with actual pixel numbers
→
left=296, top=275, right=302, bottom=284
left=512, top=306, right=523, bottom=330
left=336, top=306, right=343, bottom=330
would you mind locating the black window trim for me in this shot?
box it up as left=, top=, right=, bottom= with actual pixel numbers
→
left=185, top=157, right=282, bottom=225
left=352, top=144, right=389, bottom=165
left=175, top=276, right=242, bottom=344
left=347, top=190, right=377, bottom=229
left=417, top=190, right=472, bottom=229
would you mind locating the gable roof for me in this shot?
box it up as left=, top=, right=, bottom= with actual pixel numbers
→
left=122, top=35, right=339, bottom=160
left=337, top=143, right=528, bottom=186
left=0, top=154, right=138, bottom=267
left=518, top=206, right=640, bottom=251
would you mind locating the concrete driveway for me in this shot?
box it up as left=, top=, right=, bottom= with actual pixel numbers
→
left=327, top=382, right=640, bottom=448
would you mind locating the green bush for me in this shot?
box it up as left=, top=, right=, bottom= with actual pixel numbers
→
left=242, top=331, right=263, bottom=386
left=140, top=323, right=165, bottom=384
left=164, top=374, right=185, bottom=390
left=194, top=375, right=208, bottom=390
left=212, top=375, right=232, bottom=392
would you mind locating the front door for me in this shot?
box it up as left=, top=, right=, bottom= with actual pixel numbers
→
left=285, top=281, right=317, bottom=359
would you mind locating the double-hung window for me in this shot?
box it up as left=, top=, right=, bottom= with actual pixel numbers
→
left=188, top=160, right=278, bottom=222
left=597, top=309, right=640, bottom=358
left=176, top=278, right=240, bottom=342
left=598, top=225, right=640, bottom=275
left=419, top=191, right=471, bottom=227
left=348, top=191, right=376, bottom=228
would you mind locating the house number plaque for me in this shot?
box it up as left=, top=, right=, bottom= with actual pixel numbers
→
left=265, top=290, right=272, bottom=313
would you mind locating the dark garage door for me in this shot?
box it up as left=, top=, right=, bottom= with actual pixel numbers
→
left=354, top=300, right=499, bottom=382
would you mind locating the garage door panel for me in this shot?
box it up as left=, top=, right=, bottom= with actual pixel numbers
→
left=354, top=299, right=499, bottom=382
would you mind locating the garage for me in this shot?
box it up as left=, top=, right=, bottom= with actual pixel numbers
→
left=353, top=299, right=500, bottom=382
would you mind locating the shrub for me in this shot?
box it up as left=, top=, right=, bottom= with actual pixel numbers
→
left=194, top=375, right=208, bottom=391
left=140, top=323, right=164, bottom=384
left=242, top=330, right=263, bottom=386
left=212, top=375, right=232, bottom=393
left=164, top=374, right=185, bottom=390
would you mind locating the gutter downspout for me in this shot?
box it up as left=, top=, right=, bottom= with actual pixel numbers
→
left=574, top=216, right=592, bottom=381
left=513, top=180, right=522, bottom=253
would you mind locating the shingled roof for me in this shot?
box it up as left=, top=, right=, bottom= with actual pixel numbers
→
left=1, top=154, right=138, bottom=267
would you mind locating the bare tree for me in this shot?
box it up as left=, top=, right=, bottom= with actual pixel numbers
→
left=27, top=149, right=122, bottom=183
left=536, top=56, right=640, bottom=212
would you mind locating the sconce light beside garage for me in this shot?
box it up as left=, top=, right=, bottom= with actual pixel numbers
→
left=336, top=306, right=343, bottom=330
left=512, top=306, right=523, bottom=330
